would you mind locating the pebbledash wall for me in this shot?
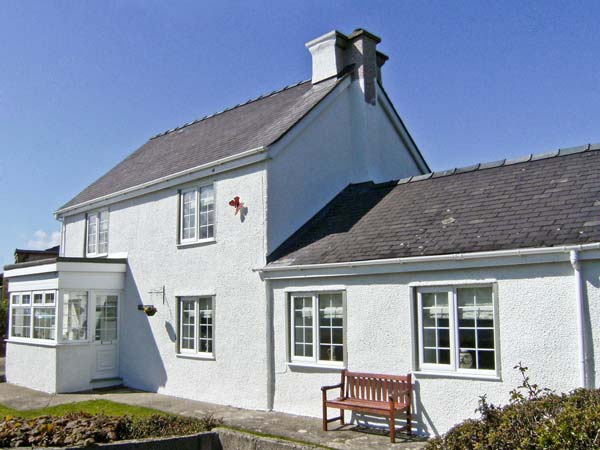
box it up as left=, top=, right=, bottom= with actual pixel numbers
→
left=60, top=163, right=272, bottom=409
left=50, top=77, right=424, bottom=410
left=267, top=253, right=600, bottom=435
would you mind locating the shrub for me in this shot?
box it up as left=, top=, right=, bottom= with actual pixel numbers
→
left=0, top=412, right=222, bottom=447
left=426, top=363, right=600, bottom=450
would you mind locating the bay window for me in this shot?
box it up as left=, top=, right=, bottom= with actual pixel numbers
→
left=290, top=292, right=345, bottom=366
left=10, top=291, right=56, bottom=341
left=179, top=185, right=214, bottom=244
left=416, top=285, right=498, bottom=374
left=178, top=296, right=214, bottom=356
left=86, top=210, right=109, bottom=256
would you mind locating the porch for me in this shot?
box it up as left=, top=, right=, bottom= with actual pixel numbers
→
left=3, top=256, right=127, bottom=393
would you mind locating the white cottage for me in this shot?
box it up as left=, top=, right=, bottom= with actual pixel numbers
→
left=4, top=28, right=600, bottom=437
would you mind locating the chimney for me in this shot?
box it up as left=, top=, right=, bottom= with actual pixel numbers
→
left=305, top=28, right=387, bottom=104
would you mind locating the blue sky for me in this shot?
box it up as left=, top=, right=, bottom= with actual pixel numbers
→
left=1, top=0, right=599, bottom=268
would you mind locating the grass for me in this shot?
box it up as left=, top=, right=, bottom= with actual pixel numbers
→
left=0, top=399, right=169, bottom=419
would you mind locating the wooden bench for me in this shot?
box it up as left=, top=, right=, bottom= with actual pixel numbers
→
left=321, top=369, right=412, bottom=443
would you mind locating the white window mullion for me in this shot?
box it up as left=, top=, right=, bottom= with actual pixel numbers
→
left=313, top=295, right=319, bottom=364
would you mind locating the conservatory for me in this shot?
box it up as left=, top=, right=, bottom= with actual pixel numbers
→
left=3, top=256, right=126, bottom=393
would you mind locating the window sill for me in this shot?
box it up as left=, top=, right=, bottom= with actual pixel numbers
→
left=6, top=339, right=92, bottom=348
left=413, top=370, right=501, bottom=381
left=85, top=253, right=109, bottom=258
left=287, top=362, right=345, bottom=372
left=6, top=339, right=57, bottom=348
left=177, top=238, right=216, bottom=249
left=176, top=353, right=215, bottom=361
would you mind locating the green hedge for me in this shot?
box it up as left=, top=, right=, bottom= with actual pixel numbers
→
left=426, top=364, right=600, bottom=450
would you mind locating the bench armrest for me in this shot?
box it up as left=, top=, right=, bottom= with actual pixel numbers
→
left=321, top=382, right=343, bottom=392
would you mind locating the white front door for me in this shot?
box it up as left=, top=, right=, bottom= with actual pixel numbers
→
left=92, top=293, right=119, bottom=379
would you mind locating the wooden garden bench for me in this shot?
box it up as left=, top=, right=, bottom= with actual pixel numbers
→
left=321, top=369, right=412, bottom=443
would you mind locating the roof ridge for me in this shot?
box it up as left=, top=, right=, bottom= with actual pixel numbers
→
left=149, top=79, right=311, bottom=140
left=389, top=142, right=600, bottom=186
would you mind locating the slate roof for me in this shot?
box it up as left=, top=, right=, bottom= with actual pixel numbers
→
left=60, top=77, right=342, bottom=210
left=268, top=144, right=600, bottom=266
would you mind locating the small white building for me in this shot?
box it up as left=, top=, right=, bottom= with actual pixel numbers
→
left=4, top=28, right=600, bottom=436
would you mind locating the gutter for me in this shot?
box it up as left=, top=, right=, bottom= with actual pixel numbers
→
left=570, top=250, right=590, bottom=388
left=55, top=146, right=268, bottom=217
left=257, top=242, right=600, bottom=275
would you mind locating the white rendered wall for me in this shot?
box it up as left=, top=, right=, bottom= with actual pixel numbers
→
left=56, top=344, right=94, bottom=393
left=266, top=82, right=422, bottom=253
left=6, top=342, right=57, bottom=393
left=90, top=163, right=270, bottom=409
left=270, top=261, right=588, bottom=436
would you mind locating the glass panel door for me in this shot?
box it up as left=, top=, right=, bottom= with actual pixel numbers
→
left=95, top=295, right=118, bottom=343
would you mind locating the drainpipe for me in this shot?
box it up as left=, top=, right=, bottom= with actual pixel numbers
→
left=569, top=250, right=588, bottom=388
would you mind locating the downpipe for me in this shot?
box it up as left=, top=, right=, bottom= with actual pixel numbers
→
left=569, top=250, right=589, bottom=388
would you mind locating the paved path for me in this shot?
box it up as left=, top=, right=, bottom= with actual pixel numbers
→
left=0, top=383, right=427, bottom=449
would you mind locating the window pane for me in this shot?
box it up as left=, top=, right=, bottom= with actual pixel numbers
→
left=11, top=307, right=31, bottom=338
left=62, top=292, right=88, bottom=341
left=22, top=294, right=31, bottom=305
left=318, top=293, right=344, bottom=362
left=182, top=191, right=197, bottom=240
left=420, top=291, right=450, bottom=366
left=98, top=211, right=109, bottom=254
left=11, top=295, right=21, bottom=305
left=87, top=214, right=98, bottom=254
left=198, top=297, right=213, bottom=354
left=293, top=296, right=313, bottom=358
left=33, top=293, right=43, bottom=304
left=95, top=295, right=118, bottom=342
left=44, top=292, right=55, bottom=304
left=459, top=349, right=476, bottom=369
left=199, top=185, right=215, bottom=239
left=478, top=329, right=494, bottom=349
left=33, top=307, right=56, bottom=340
left=181, top=299, right=196, bottom=350
left=459, top=329, right=476, bottom=349
left=478, top=350, right=495, bottom=370
left=457, top=287, right=495, bottom=370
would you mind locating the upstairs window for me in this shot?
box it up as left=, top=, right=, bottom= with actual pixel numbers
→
left=86, top=210, right=109, bottom=256
left=179, top=185, right=214, bottom=244
left=416, top=286, right=498, bottom=375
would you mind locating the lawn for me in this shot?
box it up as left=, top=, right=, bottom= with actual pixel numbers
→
left=0, top=399, right=168, bottom=419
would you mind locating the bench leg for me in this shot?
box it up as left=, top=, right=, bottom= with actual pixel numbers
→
left=389, top=409, right=396, bottom=443
left=322, top=393, right=328, bottom=431
left=406, top=406, right=412, bottom=436
left=340, top=409, right=344, bottom=426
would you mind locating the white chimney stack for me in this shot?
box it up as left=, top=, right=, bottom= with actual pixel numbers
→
left=305, top=28, right=387, bottom=104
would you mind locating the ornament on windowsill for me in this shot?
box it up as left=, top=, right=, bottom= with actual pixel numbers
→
left=138, top=305, right=157, bottom=316
left=228, top=196, right=245, bottom=215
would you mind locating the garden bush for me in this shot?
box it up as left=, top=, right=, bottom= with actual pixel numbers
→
left=426, top=363, right=600, bottom=450
left=0, top=412, right=222, bottom=447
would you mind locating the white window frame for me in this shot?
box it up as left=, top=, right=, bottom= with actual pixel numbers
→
left=86, top=209, right=109, bottom=257
left=289, top=292, right=346, bottom=367
left=9, top=290, right=57, bottom=342
left=60, top=290, right=90, bottom=343
left=416, top=285, right=499, bottom=376
left=178, top=296, right=215, bottom=357
left=178, top=184, right=215, bottom=245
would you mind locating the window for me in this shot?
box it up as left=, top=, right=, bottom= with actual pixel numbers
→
left=62, top=292, right=89, bottom=341
left=179, top=185, right=214, bottom=243
left=178, top=296, right=214, bottom=356
left=416, top=286, right=497, bottom=374
left=290, top=292, right=345, bottom=366
left=10, top=291, right=56, bottom=341
left=87, top=210, right=109, bottom=256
